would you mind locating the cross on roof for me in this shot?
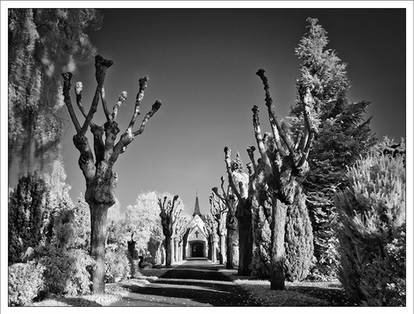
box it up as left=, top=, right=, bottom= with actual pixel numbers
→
left=195, top=230, right=199, bottom=238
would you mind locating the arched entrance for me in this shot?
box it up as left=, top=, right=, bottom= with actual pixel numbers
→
left=189, top=240, right=205, bottom=258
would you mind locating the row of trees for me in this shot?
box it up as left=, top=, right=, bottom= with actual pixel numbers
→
left=202, top=17, right=405, bottom=306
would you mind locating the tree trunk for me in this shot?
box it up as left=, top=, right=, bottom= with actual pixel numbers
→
left=182, top=230, right=189, bottom=260
left=211, top=237, right=218, bottom=263
left=218, top=233, right=226, bottom=265
left=237, top=214, right=253, bottom=275
left=174, top=238, right=178, bottom=262
left=226, top=227, right=237, bottom=269
left=89, top=203, right=109, bottom=294
left=270, top=199, right=288, bottom=290
left=165, top=236, right=172, bottom=267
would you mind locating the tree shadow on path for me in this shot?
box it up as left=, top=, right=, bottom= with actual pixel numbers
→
left=120, top=259, right=259, bottom=306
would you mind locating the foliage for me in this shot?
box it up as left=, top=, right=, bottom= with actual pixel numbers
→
left=336, top=150, right=405, bottom=305
left=251, top=200, right=272, bottom=279
left=105, top=243, right=131, bottom=283
left=71, top=195, right=91, bottom=250
left=284, top=187, right=314, bottom=282
left=39, top=248, right=95, bottom=296
left=124, top=192, right=164, bottom=252
left=8, top=8, right=101, bottom=173
left=8, top=261, right=45, bottom=306
left=8, top=172, right=51, bottom=264
left=292, top=18, right=374, bottom=280
left=37, top=203, right=95, bottom=296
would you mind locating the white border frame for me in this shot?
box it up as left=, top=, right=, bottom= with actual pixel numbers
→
left=1, top=2, right=413, bottom=314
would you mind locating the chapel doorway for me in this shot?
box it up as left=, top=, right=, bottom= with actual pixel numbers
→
left=190, top=241, right=205, bottom=258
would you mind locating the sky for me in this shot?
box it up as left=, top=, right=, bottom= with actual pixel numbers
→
left=60, top=8, right=406, bottom=215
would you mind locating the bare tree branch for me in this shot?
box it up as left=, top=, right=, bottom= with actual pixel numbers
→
left=111, top=91, right=128, bottom=121
left=100, top=86, right=110, bottom=121
left=256, top=69, right=295, bottom=157
left=224, top=146, right=241, bottom=200
left=252, top=105, right=272, bottom=175
left=246, top=146, right=257, bottom=173
left=127, top=77, right=148, bottom=132
left=75, top=81, right=88, bottom=118
left=133, top=100, right=162, bottom=136
left=79, top=55, right=113, bottom=136
left=62, top=72, right=81, bottom=132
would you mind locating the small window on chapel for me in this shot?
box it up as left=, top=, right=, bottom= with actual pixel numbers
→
left=195, top=231, right=199, bottom=238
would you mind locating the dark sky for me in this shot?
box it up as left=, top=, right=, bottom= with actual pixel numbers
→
left=61, top=8, right=406, bottom=215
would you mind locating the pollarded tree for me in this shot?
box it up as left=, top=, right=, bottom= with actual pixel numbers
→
left=248, top=69, right=316, bottom=290
left=292, top=18, right=374, bottom=279
left=246, top=149, right=273, bottom=279
left=158, top=195, right=183, bottom=267
left=223, top=149, right=253, bottom=275
left=61, top=55, right=162, bottom=293
left=212, top=176, right=239, bottom=269
left=209, top=192, right=227, bottom=265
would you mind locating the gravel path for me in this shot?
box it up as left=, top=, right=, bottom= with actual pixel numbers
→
left=110, top=259, right=259, bottom=306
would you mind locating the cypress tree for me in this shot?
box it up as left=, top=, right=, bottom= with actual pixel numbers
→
left=292, top=18, right=374, bottom=279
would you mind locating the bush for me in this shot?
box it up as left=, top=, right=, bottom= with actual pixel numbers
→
left=39, top=248, right=95, bottom=296
left=8, top=261, right=45, bottom=306
left=105, top=243, right=131, bottom=283
left=38, top=205, right=94, bottom=296
left=284, top=187, right=314, bottom=282
left=336, top=152, right=405, bottom=306
left=8, top=173, right=52, bottom=264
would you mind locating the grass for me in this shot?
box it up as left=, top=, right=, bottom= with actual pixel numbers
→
left=220, top=268, right=354, bottom=306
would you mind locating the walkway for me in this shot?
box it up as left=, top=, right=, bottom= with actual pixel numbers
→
left=110, top=259, right=259, bottom=306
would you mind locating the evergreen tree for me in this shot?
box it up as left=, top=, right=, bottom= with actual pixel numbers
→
left=292, top=18, right=374, bottom=279
left=336, top=141, right=405, bottom=305
left=8, top=173, right=51, bottom=264
left=284, top=186, right=314, bottom=281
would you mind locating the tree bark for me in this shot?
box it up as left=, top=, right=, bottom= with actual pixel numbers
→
left=218, top=233, right=226, bottom=265
left=237, top=213, right=253, bottom=275
left=211, top=237, right=218, bottom=263
left=270, top=198, right=288, bottom=290
left=226, top=227, right=238, bottom=269
left=89, top=203, right=109, bottom=294
left=165, top=236, right=172, bottom=267
left=182, top=230, right=189, bottom=260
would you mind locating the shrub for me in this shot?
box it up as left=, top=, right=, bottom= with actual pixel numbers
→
left=284, top=187, right=314, bottom=282
left=105, top=243, right=131, bottom=283
left=336, top=151, right=405, bottom=306
left=8, top=261, right=45, bottom=306
left=39, top=248, right=95, bottom=296
left=38, top=204, right=94, bottom=296
left=8, top=173, right=52, bottom=264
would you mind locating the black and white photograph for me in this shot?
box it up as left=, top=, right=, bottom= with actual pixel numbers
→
left=1, top=1, right=412, bottom=311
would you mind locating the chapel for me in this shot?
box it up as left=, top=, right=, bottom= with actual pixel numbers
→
left=182, top=194, right=209, bottom=259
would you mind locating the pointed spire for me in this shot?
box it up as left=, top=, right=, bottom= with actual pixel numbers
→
left=193, top=192, right=201, bottom=216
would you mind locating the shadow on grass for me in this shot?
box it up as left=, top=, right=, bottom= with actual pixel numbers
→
left=34, top=295, right=103, bottom=307
left=286, top=285, right=353, bottom=306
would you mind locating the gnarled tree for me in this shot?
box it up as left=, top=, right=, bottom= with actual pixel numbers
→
left=249, top=69, right=316, bottom=290
left=212, top=176, right=238, bottom=269
left=209, top=192, right=227, bottom=265
left=224, top=149, right=253, bottom=275
left=158, top=195, right=183, bottom=267
left=61, top=55, right=162, bottom=293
